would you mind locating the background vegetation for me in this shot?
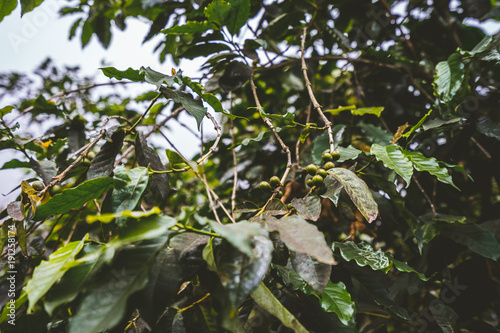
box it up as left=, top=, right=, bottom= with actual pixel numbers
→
left=1, top=0, right=500, bottom=332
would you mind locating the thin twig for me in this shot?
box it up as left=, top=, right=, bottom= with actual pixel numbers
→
left=196, top=112, right=222, bottom=165
left=229, top=93, right=238, bottom=220
left=301, top=27, right=335, bottom=154
left=471, top=136, right=492, bottom=159
left=249, top=74, right=293, bottom=214
left=413, top=176, right=436, bottom=216
left=128, top=92, right=163, bottom=132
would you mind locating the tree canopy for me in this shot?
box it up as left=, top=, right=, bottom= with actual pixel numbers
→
left=1, top=0, right=500, bottom=332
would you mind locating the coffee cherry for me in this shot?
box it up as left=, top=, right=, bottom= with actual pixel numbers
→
left=324, top=161, right=335, bottom=170
left=259, top=181, right=272, bottom=191
left=50, top=185, right=62, bottom=195
left=269, top=176, right=281, bottom=188
left=316, top=168, right=327, bottom=178
left=314, top=184, right=327, bottom=195
left=306, top=164, right=318, bottom=176
left=322, top=152, right=333, bottom=162
left=312, top=175, right=324, bottom=187
left=32, top=181, right=45, bottom=191
left=331, top=150, right=341, bottom=161
left=306, top=178, right=314, bottom=188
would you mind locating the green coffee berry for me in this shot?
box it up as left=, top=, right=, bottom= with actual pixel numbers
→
left=269, top=176, right=281, bottom=188
left=32, top=181, right=45, bottom=191
left=312, top=175, right=324, bottom=187
left=316, top=168, right=327, bottom=178
left=259, top=181, right=272, bottom=191
left=331, top=150, right=341, bottom=161
left=306, top=178, right=314, bottom=188
left=324, top=161, right=335, bottom=170
left=322, top=152, right=333, bottom=162
left=306, top=164, right=318, bottom=176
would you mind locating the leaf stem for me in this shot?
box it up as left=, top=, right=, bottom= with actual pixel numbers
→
left=175, top=223, right=220, bottom=238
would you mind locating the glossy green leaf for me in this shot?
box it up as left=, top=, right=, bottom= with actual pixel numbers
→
left=87, top=128, right=125, bottom=180
left=165, top=149, right=188, bottom=169
left=320, top=281, right=355, bottom=326
left=403, top=150, right=458, bottom=190
left=430, top=304, right=460, bottom=333
left=159, top=86, right=207, bottom=129
left=336, top=241, right=391, bottom=272
left=26, top=235, right=87, bottom=313
left=290, top=251, right=331, bottom=294
left=476, top=116, right=500, bottom=141
left=86, top=207, right=162, bottom=223
left=336, top=145, right=362, bottom=162
left=352, top=107, right=384, bottom=117
left=328, top=168, right=379, bottom=223
left=68, top=236, right=168, bottom=333
left=359, top=123, right=392, bottom=145
left=386, top=253, right=432, bottom=281
left=140, top=66, right=182, bottom=88
left=213, top=236, right=273, bottom=306
left=111, top=166, right=150, bottom=226
left=320, top=174, right=343, bottom=205
left=371, top=144, right=413, bottom=187
left=209, top=221, right=267, bottom=258
left=35, top=177, right=114, bottom=220
left=20, top=0, right=44, bottom=16
left=265, top=215, right=335, bottom=265
left=224, top=0, right=250, bottom=35
left=162, top=21, right=216, bottom=34
left=100, top=67, right=144, bottom=81
left=138, top=232, right=209, bottom=325
left=135, top=134, right=169, bottom=207
left=0, top=0, right=17, bottom=23
left=421, top=117, right=462, bottom=131
left=290, top=196, right=321, bottom=221
left=441, top=223, right=500, bottom=260
left=0, top=105, right=15, bottom=118
left=29, top=158, right=57, bottom=185
left=434, top=53, right=465, bottom=103
left=205, top=0, right=232, bottom=26
left=250, top=283, right=309, bottom=333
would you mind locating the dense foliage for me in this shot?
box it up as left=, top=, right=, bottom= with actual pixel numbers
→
left=1, top=0, right=500, bottom=332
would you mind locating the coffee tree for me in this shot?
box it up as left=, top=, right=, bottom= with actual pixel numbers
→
left=1, top=0, right=500, bottom=332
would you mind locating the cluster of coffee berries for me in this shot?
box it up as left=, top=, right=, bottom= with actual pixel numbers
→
left=259, top=176, right=281, bottom=192
left=305, top=150, right=341, bottom=195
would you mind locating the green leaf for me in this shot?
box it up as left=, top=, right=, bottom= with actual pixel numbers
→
left=159, top=86, right=207, bottom=130
left=352, top=107, right=384, bottom=117
left=0, top=105, right=15, bottom=118
left=219, top=61, right=253, bottom=91
left=138, top=232, right=209, bottom=325
left=26, top=235, right=87, bottom=313
left=370, top=144, right=413, bottom=187
left=209, top=221, right=267, bottom=258
left=29, top=158, right=57, bottom=185
left=327, top=168, right=379, bottom=223
left=386, top=253, right=432, bottom=281
left=430, top=304, right=460, bottom=333
left=320, top=174, right=343, bottom=205
left=336, top=145, right=362, bottom=162
left=212, top=236, right=273, bottom=306
left=250, top=283, right=309, bottom=333
left=403, top=150, right=458, bottom=190
left=319, top=281, right=356, bottom=326
left=100, top=67, right=145, bottom=81
left=1, top=159, right=31, bottom=169
left=476, top=116, right=500, bottom=141
left=111, top=167, right=150, bottom=226
left=312, top=125, right=346, bottom=164
left=87, top=128, right=125, bottom=180
left=165, top=149, right=188, bottom=169
left=92, top=14, right=111, bottom=48
left=290, top=251, right=331, bottom=294
left=69, top=237, right=168, bottom=333
left=81, top=17, right=93, bottom=48
left=421, top=117, right=462, bottom=131
left=324, top=105, right=356, bottom=116
left=441, top=223, right=500, bottom=260
left=0, top=0, right=17, bottom=23
left=35, top=177, right=114, bottom=220
left=86, top=207, right=162, bottom=223
left=264, top=215, right=335, bottom=265
left=20, top=0, right=43, bottom=16
left=290, top=196, right=321, bottom=221
left=205, top=0, right=232, bottom=26
left=433, top=53, right=465, bottom=103
left=135, top=135, right=169, bottom=207
left=336, top=241, right=391, bottom=272
left=162, top=21, right=216, bottom=34
left=359, top=123, right=392, bottom=145
left=224, top=0, right=250, bottom=35
left=140, top=66, right=182, bottom=88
